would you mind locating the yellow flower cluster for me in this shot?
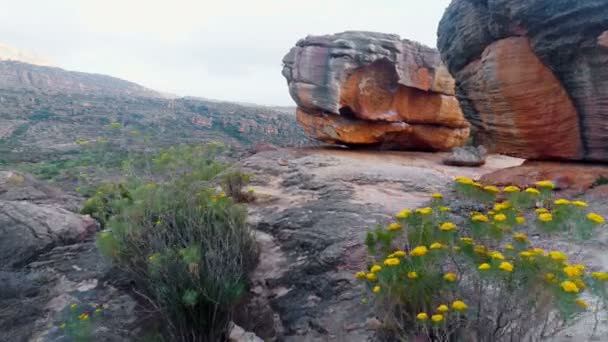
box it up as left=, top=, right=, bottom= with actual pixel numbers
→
left=416, top=207, right=433, bottom=215
left=430, top=242, right=444, bottom=250
left=472, top=214, right=489, bottom=222
left=443, top=272, right=457, bottom=282
left=525, top=187, right=540, bottom=195
left=560, top=280, right=580, bottom=293
left=431, top=193, right=443, bottom=199
left=396, top=209, right=411, bottom=219
left=455, top=176, right=474, bottom=185
left=384, top=258, right=401, bottom=267
left=439, top=222, right=457, bottom=231
left=494, top=213, right=507, bottom=222
left=535, top=180, right=556, bottom=189
left=410, top=246, right=428, bottom=257
left=494, top=202, right=512, bottom=211
left=548, top=251, right=568, bottom=262
left=538, top=213, right=553, bottom=222
left=504, top=185, right=520, bottom=193
left=554, top=198, right=571, bottom=205
left=587, top=213, right=605, bottom=224
left=388, top=222, right=402, bottom=231
left=484, top=185, right=500, bottom=193
left=452, top=300, right=468, bottom=311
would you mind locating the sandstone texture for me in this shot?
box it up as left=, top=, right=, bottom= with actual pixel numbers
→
left=282, top=31, right=469, bottom=151
left=438, top=0, right=608, bottom=161
left=0, top=171, right=139, bottom=341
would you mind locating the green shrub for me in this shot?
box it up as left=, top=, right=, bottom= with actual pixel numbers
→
left=92, top=144, right=258, bottom=341
left=359, top=178, right=608, bottom=341
left=221, top=170, right=253, bottom=203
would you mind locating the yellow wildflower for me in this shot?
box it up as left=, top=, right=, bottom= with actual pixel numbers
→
left=388, top=222, right=402, bottom=231
left=591, top=272, right=608, bottom=281
left=361, top=298, right=368, bottom=304
left=484, top=185, right=500, bottom=193
left=572, top=200, right=588, bottom=207
left=499, top=261, right=514, bottom=272
left=370, top=265, right=382, bottom=273
left=516, top=216, right=526, bottom=224
left=417, top=312, right=429, bottom=321
left=439, top=206, right=451, bottom=212
left=431, top=193, right=443, bottom=199
left=538, top=213, right=553, bottom=222
left=505, top=244, right=515, bottom=250
left=587, top=213, right=605, bottom=224
left=575, top=279, right=586, bottom=290
left=373, top=286, right=381, bottom=294
left=452, top=300, right=468, bottom=311
left=504, top=185, right=521, bottom=193
left=535, top=180, right=556, bottom=189
left=416, top=207, right=433, bottom=215
left=520, top=251, right=534, bottom=258
left=554, top=198, right=571, bottom=205
left=410, top=246, right=428, bottom=257
left=544, top=273, right=556, bottom=282
left=574, top=264, right=586, bottom=271
left=531, top=248, right=545, bottom=255
left=366, top=273, right=377, bottom=282
left=460, top=237, right=474, bottom=244
left=513, top=233, right=528, bottom=242
left=473, top=182, right=483, bottom=188
left=494, top=202, right=512, bottom=211
left=396, top=209, right=411, bottom=219
left=431, top=314, right=444, bottom=323
left=478, top=263, right=491, bottom=271
left=494, top=213, right=507, bottom=222
left=437, top=304, right=449, bottom=313
left=407, top=271, right=418, bottom=279
left=525, top=188, right=540, bottom=195
left=78, top=313, right=89, bottom=321
left=439, top=222, right=457, bottom=231
left=443, top=273, right=457, bottom=282
left=356, top=272, right=366, bottom=279
left=563, top=266, right=583, bottom=277
left=535, top=208, right=549, bottom=214
left=393, top=250, right=406, bottom=257
left=455, top=176, right=474, bottom=185
left=472, top=214, right=489, bottom=223
left=489, top=251, right=505, bottom=260
left=474, top=245, right=487, bottom=254
left=430, top=242, right=444, bottom=250
left=384, top=258, right=400, bottom=267
left=575, top=299, right=588, bottom=309
left=548, top=251, right=568, bottom=262
left=561, top=280, right=580, bottom=293
left=95, top=308, right=102, bottom=313
left=70, top=304, right=78, bottom=310
left=488, top=210, right=496, bottom=215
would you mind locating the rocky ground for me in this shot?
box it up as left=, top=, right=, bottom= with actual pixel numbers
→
left=2, top=147, right=608, bottom=342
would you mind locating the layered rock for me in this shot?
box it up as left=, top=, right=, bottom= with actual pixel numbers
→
left=282, top=31, right=469, bottom=151
left=438, top=0, right=608, bottom=161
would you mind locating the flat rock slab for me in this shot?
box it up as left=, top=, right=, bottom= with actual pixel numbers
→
left=240, top=147, right=522, bottom=340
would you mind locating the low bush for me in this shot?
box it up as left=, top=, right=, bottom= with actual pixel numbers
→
left=221, top=170, right=253, bottom=202
left=89, top=144, right=258, bottom=341
left=359, top=178, right=608, bottom=341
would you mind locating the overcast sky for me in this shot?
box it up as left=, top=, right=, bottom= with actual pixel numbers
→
left=0, top=0, right=452, bottom=105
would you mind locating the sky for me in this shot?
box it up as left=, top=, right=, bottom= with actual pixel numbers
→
left=0, top=0, right=452, bottom=106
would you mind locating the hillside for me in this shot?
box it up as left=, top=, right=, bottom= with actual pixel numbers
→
left=0, top=60, right=308, bottom=190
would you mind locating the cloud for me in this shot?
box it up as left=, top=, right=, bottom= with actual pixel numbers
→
left=0, top=0, right=452, bottom=105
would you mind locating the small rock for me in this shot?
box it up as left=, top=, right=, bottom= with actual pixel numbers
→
left=229, top=322, right=263, bottom=342
left=443, top=145, right=487, bottom=167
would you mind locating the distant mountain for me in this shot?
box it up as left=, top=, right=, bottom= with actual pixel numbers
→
left=0, top=58, right=308, bottom=166
left=0, top=60, right=166, bottom=98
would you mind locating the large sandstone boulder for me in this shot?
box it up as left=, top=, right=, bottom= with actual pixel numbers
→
left=438, top=0, right=608, bottom=161
left=282, top=31, right=469, bottom=151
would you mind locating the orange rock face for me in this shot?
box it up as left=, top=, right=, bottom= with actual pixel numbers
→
left=438, top=0, right=608, bottom=162
left=460, top=37, right=583, bottom=159
left=296, top=108, right=470, bottom=151
left=282, top=31, right=468, bottom=151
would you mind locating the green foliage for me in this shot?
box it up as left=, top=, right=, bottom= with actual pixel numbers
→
left=359, top=178, right=608, bottom=341
left=593, top=176, right=608, bottom=187
left=92, top=144, right=258, bottom=341
left=221, top=169, right=253, bottom=202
